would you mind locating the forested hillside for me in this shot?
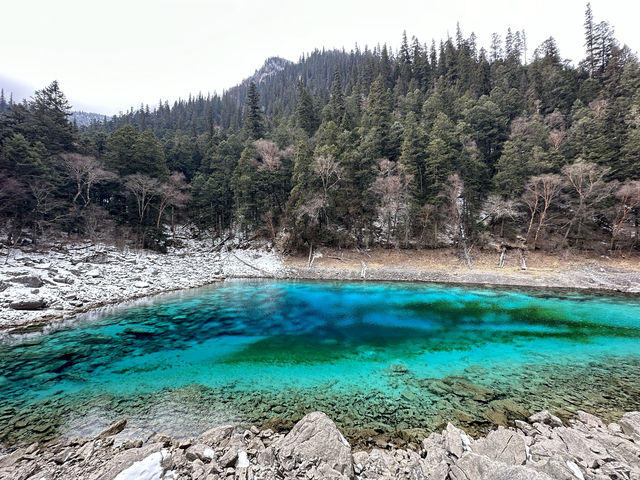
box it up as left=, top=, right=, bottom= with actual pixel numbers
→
left=1, top=5, right=639, bottom=257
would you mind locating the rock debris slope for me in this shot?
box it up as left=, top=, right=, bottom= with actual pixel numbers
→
left=1, top=410, right=639, bottom=479
left=0, top=239, right=286, bottom=333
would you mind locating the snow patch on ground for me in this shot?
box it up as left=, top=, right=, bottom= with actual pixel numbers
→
left=114, top=449, right=167, bottom=480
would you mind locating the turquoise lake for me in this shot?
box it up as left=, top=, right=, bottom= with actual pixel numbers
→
left=1, top=279, right=640, bottom=447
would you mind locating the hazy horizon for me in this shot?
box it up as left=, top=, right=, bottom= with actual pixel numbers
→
left=2, top=0, right=639, bottom=116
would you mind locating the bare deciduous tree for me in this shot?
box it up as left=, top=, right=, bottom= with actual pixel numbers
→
left=27, top=179, right=67, bottom=242
left=125, top=174, right=161, bottom=247
left=313, top=154, right=343, bottom=225
left=610, top=180, right=640, bottom=250
left=60, top=153, right=115, bottom=206
left=562, top=161, right=611, bottom=246
left=523, top=174, right=563, bottom=249
left=439, top=174, right=473, bottom=268
left=549, top=129, right=566, bottom=150
left=156, top=172, right=191, bottom=229
left=370, top=159, right=412, bottom=247
left=253, top=140, right=293, bottom=171
left=546, top=110, right=566, bottom=150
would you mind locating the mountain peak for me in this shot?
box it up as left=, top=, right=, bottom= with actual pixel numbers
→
left=251, top=56, right=291, bottom=84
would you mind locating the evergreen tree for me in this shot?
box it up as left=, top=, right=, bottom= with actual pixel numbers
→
left=27, top=80, right=74, bottom=153
left=134, top=129, right=169, bottom=178
left=244, top=81, right=264, bottom=140
left=584, top=3, right=596, bottom=77
left=326, top=66, right=346, bottom=125
left=295, top=81, right=319, bottom=136
left=104, top=125, right=140, bottom=176
left=399, top=112, right=427, bottom=204
left=0, top=89, right=7, bottom=114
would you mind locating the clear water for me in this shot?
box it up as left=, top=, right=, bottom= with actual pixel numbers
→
left=1, top=279, right=640, bottom=447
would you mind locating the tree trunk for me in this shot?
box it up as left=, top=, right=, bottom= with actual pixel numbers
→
left=307, top=243, right=313, bottom=267
left=520, top=248, right=528, bottom=270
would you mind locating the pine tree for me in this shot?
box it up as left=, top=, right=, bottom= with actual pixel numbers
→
left=379, top=45, right=393, bottom=89
left=0, top=89, right=6, bottom=114
left=490, top=33, right=503, bottom=62
left=296, top=80, right=318, bottom=136
left=131, top=130, right=169, bottom=178
left=363, top=75, right=393, bottom=160
left=326, top=66, right=345, bottom=124
left=244, top=81, right=264, bottom=140
left=28, top=80, right=73, bottom=153
left=399, top=112, right=426, bottom=203
left=397, top=31, right=413, bottom=95
left=584, top=3, right=596, bottom=77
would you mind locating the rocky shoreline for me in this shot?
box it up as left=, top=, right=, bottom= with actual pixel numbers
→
left=2, top=241, right=640, bottom=478
left=0, top=238, right=287, bottom=335
left=2, top=409, right=639, bottom=479
left=2, top=239, right=639, bottom=336
left=288, top=263, right=640, bottom=295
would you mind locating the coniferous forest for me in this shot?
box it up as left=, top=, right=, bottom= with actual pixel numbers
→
left=1, top=5, right=639, bottom=257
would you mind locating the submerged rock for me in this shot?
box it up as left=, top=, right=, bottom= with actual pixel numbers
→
left=97, top=418, right=127, bottom=439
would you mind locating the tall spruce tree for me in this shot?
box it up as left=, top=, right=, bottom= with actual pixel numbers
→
left=28, top=80, right=73, bottom=153
left=244, top=81, right=264, bottom=140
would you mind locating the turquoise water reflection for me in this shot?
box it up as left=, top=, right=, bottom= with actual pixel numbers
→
left=1, top=280, right=640, bottom=446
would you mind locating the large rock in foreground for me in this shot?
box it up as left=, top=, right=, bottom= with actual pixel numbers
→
left=275, top=411, right=354, bottom=478
left=619, top=411, right=640, bottom=441
left=2, top=410, right=640, bottom=479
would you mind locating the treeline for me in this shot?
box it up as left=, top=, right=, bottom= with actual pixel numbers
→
left=1, top=4, right=639, bottom=256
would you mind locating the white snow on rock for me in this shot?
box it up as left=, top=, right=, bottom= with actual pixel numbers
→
left=0, top=233, right=286, bottom=333
left=236, top=450, right=250, bottom=468
left=114, top=449, right=167, bottom=480
left=566, top=460, right=585, bottom=480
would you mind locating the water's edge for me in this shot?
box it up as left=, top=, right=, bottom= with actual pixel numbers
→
left=2, top=279, right=639, bottom=452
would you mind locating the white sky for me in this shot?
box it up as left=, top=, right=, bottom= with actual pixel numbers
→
left=2, top=0, right=639, bottom=115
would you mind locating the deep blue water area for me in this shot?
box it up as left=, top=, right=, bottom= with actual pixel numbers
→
left=1, top=279, right=640, bottom=446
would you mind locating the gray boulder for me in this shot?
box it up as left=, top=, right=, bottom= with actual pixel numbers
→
left=89, top=443, right=163, bottom=480
left=96, top=419, right=127, bottom=439
left=619, top=411, right=640, bottom=441
left=442, top=423, right=471, bottom=459
left=185, top=443, right=215, bottom=463
left=10, top=298, right=47, bottom=310
left=11, top=275, right=44, bottom=288
left=275, top=411, right=353, bottom=477
left=353, top=449, right=400, bottom=478
left=198, top=424, right=235, bottom=449
left=218, top=433, right=246, bottom=468
left=449, top=453, right=554, bottom=480
left=576, top=410, right=604, bottom=429
left=529, top=410, right=564, bottom=428
left=472, top=427, right=527, bottom=465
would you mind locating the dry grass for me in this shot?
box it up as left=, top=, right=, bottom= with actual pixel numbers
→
left=285, top=247, right=640, bottom=276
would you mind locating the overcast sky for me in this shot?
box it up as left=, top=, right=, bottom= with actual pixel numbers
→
left=2, top=0, right=639, bottom=115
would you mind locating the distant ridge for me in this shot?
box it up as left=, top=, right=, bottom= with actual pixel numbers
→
left=70, top=111, right=107, bottom=127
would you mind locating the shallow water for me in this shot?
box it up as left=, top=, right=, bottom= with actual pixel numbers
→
left=1, top=279, right=640, bottom=446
